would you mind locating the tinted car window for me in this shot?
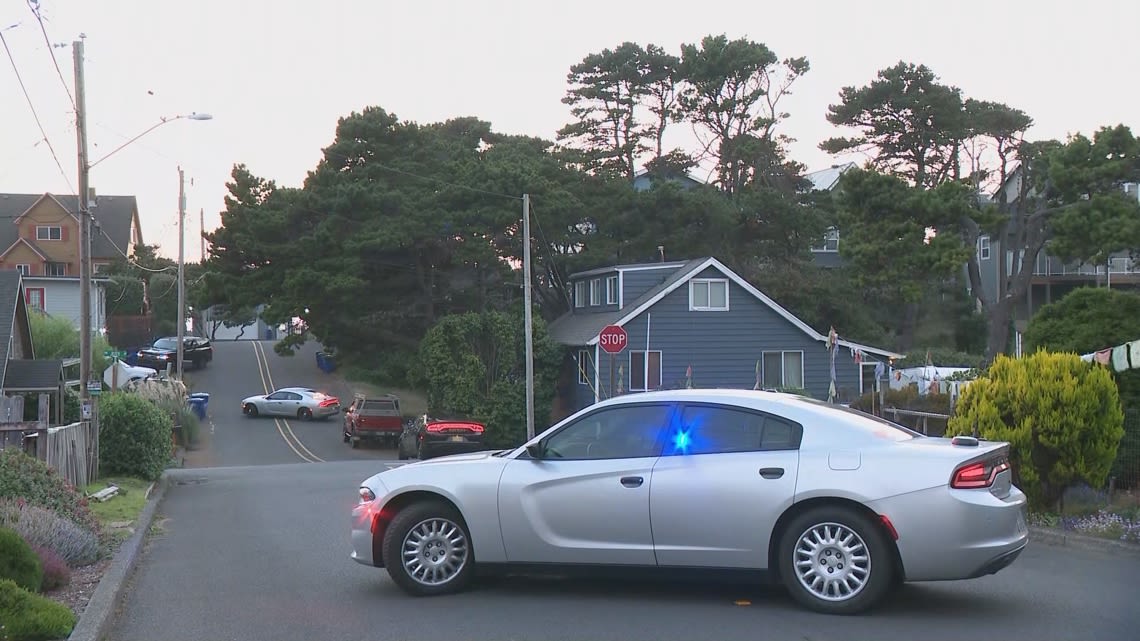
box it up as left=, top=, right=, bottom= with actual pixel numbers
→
left=542, top=404, right=671, bottom=460
left=362, top=400, right=398, bottom=411
left=153, top=338, right=178, bottom=350
left=666, top=404, right=802, bottom=455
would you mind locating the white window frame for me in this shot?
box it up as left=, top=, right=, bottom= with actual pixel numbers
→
left=25, top=287, right=45, bottom=311
left=36, top=225, right=63, bottom=241
left=629, top=350, right=663, bottom=391
left=589, top=279, right=602, bottom=305
left=761, top=350, right=805, bottom=389
left=688, top=278, right=729, bottom=311
left=605, top=275, right=618, bottom=304
left=15, top=264, right=30, bottom=275
left=574, top=281, right=586, bottom=308
left=978, top=235, right=991, bottom=261
left=45, top=262, right=67, bottom=277
left=577, top=350, right=590, bottom=385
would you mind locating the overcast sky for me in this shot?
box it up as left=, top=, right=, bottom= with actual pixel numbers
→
left=1, top=0, right=1135, bottom=261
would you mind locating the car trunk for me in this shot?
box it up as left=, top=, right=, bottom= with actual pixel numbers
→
left=355, top=399, right=402, bottom=433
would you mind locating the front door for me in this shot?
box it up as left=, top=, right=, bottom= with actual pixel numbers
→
left=497, top=402, right=674, bottom=566
left=650, top=402, right=801, bottom=568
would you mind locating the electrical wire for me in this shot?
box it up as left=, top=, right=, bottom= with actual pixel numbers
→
left=0, top=25, right=74, bottom=193
left=26, top=0, right=75, bottom=110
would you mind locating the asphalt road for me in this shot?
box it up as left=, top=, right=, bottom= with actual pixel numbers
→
left=181, top=339, right=401, bottom=467
left=104, top=339, right=1140, bottom=641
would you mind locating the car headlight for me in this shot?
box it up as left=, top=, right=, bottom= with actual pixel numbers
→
left=358, top=487, right=376, bottom=503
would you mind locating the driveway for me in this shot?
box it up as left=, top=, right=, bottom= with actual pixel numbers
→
left=106, top=462, right=1139, bottom=641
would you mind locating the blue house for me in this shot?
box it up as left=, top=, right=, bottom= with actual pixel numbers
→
left=547, top=256, right=903, bottom=414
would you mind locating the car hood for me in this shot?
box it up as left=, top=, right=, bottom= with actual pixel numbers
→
left=362, top=449, right=510, bottom=490
left=140, top=347, right=175, bottom=354
left=242, top=394, right=267, bottom=403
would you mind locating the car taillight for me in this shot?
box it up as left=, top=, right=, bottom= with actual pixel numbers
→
left=320, top=398, right=339, bottom=407
left=951, top=456, right=1010, bottom=489
left=426, top=421, right=484, bottom=434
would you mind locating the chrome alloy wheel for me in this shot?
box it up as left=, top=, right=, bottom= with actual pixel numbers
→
left=401, top=517, right=469, bottom=586
left=793, top=522, right=872, bottom=602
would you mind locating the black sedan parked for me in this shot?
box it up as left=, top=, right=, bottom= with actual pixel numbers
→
left=136, top=336, right=213, bottom=371
left=397, top=414, right=486, bottom=460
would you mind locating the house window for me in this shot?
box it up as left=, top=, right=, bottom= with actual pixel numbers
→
left=689, top=278, right=729, bottom=311
left=15, top=264, right=30, bottom=275
left=761, top=351, right=804, bottom=389
left=813, top=228, right=839, bottom=252
left=25, top=287, right=45, bottom=311
left=46, top=262, right=67, bottom=277
left=630, top=350, right=662, bottom=391
left=93, top=262, right=108, bottom=273
left=574, top=281, right=586, bottom=308
left=978, top=235, right=991, bottom=261
left=36, top=225, right=63, bottom=241
left=589, top=279, right=602, bottom=305
left=605, top=275, right=618, bottom=304
left=860, top=362, right=879, bottom=395
left=577, top=350, right=591, bottom=385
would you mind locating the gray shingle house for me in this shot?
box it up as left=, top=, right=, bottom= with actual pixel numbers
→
left=547, top=257, right=902, bottom=414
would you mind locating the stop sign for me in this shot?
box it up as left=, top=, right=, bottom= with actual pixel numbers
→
left=598, top=325, right=628, bottom=354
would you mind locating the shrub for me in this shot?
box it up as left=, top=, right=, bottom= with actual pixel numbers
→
left=0, top=578, right=77, bottom=641
left=0, top=500, right=100, bottom=567
left=0, top=527, right=42, bottom=592
left=30, top=546, right=69, bottom=591
left=946, top=351, right=1126, bottom=511
left=0, top=449, right=100, bottom=536
left=98, top=392, right=175, bottom=481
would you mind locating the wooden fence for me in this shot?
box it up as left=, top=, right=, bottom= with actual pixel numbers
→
left=880, top=407, right=951, bottom=436
left=0, top=394, right=98, bottom=488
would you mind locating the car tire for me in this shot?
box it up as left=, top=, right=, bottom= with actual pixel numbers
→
left=777, top=506, right=894, bottom=615
left=381, top=501, right=474, bottom=596
left=244, top=404, right=258, bottom=418
left=298, top=408, right=313, bottom=421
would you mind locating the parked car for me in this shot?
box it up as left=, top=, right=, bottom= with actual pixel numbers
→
left=242, top=387, right=340, bottom=420
left=136, top=336, right=213, bottom=371
left=396, top=414, right=486, bottom=460
left=351, top=389, right=1028, bottom=615
left=343, top=394, right=403, bottom=448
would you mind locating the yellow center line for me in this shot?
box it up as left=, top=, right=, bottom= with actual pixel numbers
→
left=249, top=341, right=322, bottom=463
left=253, top=340, right=325, bottom=463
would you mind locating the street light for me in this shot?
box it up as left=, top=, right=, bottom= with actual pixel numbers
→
left=73, top=43, right=213, bottom=402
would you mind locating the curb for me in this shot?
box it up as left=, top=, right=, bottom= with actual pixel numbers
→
left=68, top=473, right=170, bottom=641
left=1030, top=525, right=1140, bottom=557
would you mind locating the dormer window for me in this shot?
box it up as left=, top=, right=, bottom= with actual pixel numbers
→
left=605, top=275, right=618, bottom=304
left=36, top=225, right=63, bottom=241
left=589, top=279, right=602, bottom=305
left=813, top=228, right=839, bottom=252
left=574, top=281, right=586, bottom=308
left=689, top=278, right=729, bottom=311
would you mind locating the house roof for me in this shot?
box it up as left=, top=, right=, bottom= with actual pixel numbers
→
left=569, top=261, right=689, bottom=280
left=0, top=237, right=49, bottom=261
left=0, top=192, right=140, bottom=260
left=0, top=271, right=24, bottom=388
left=3, top=359, right=64, bottom=392
left=804, top=162, right=857, bottom=192
left=548, top=256, right=903, bottom=359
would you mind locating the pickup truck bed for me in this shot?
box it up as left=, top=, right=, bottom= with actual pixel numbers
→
left=343, top=395, right=403, bottom=449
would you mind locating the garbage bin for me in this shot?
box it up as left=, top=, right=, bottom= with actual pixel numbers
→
left=188, top=393, right=210, bottom=420
left=315, top=351, right=327, bottom=371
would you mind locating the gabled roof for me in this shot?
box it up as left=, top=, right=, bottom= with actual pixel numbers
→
left=0, top=271, right=33, bottom=388
left=548, top=256, right=902, bottom=359
left=0, top=237, right=49, bottom=261
left=804, top=162, right=857, bottom=192
left=569, top=261, right=689, bottom=280
left=3, top=359, right=63, bottom=392
left=0, top=193, right=140, bottom=260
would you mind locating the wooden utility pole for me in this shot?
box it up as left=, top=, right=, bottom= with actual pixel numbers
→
left=74, top=38, right=93, bottom=402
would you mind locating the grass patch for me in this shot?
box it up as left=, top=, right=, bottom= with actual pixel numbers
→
left=83, top=476, right=152, bottom=527
left=340, top=371, right=429, bottom=418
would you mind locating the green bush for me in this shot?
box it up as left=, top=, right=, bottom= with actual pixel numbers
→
left=0, top=578, right=77, bottom=640
left=0, top=449, right=100, bottom=536
left=0, top=527, right=42, bottom=592
left=946, top=351, right=1125, bottom=511
left=98, top=392, right=174, bottom=481
left=172, top=405, right=201, bottom=448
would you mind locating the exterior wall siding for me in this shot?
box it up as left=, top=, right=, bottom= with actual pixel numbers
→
left=17, top=199, right=80, bottom=268
left=564, top=266, right=878, bottom=413
left=570, top=269, right=620, bottom=314
left=24, top=278, right=107, bottom=332
left=618, top=267, right=674, bottom=305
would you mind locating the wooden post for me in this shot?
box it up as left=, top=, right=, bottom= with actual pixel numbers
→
left=609, top=354, right=615, bottom=399
left=112, top=358, right=119, bottom=391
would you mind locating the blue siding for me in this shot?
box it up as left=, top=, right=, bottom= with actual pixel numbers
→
left=570, top=271, right=620, bottom=314
left=565, top=266, right=885, bottom=412
left=619, top=267, right=675, bottom=305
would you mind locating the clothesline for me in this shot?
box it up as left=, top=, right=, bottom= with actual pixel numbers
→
left=1080, top=338, right=1140, bottom=373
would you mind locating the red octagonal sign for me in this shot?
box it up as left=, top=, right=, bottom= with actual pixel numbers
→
left=598, top=324, right=628, bottom=354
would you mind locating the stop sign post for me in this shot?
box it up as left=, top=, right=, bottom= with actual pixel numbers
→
left=598, top=325, right=628, bottom=398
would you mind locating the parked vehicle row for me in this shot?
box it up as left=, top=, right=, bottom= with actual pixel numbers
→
left=136, top=335, right=213, bottom=371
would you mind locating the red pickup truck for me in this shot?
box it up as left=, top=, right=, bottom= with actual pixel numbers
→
left=342, top=394, right=403, bottom=449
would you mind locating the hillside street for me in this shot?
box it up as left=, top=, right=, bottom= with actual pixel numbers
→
left=104, top=340, right=1140, bottom=641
